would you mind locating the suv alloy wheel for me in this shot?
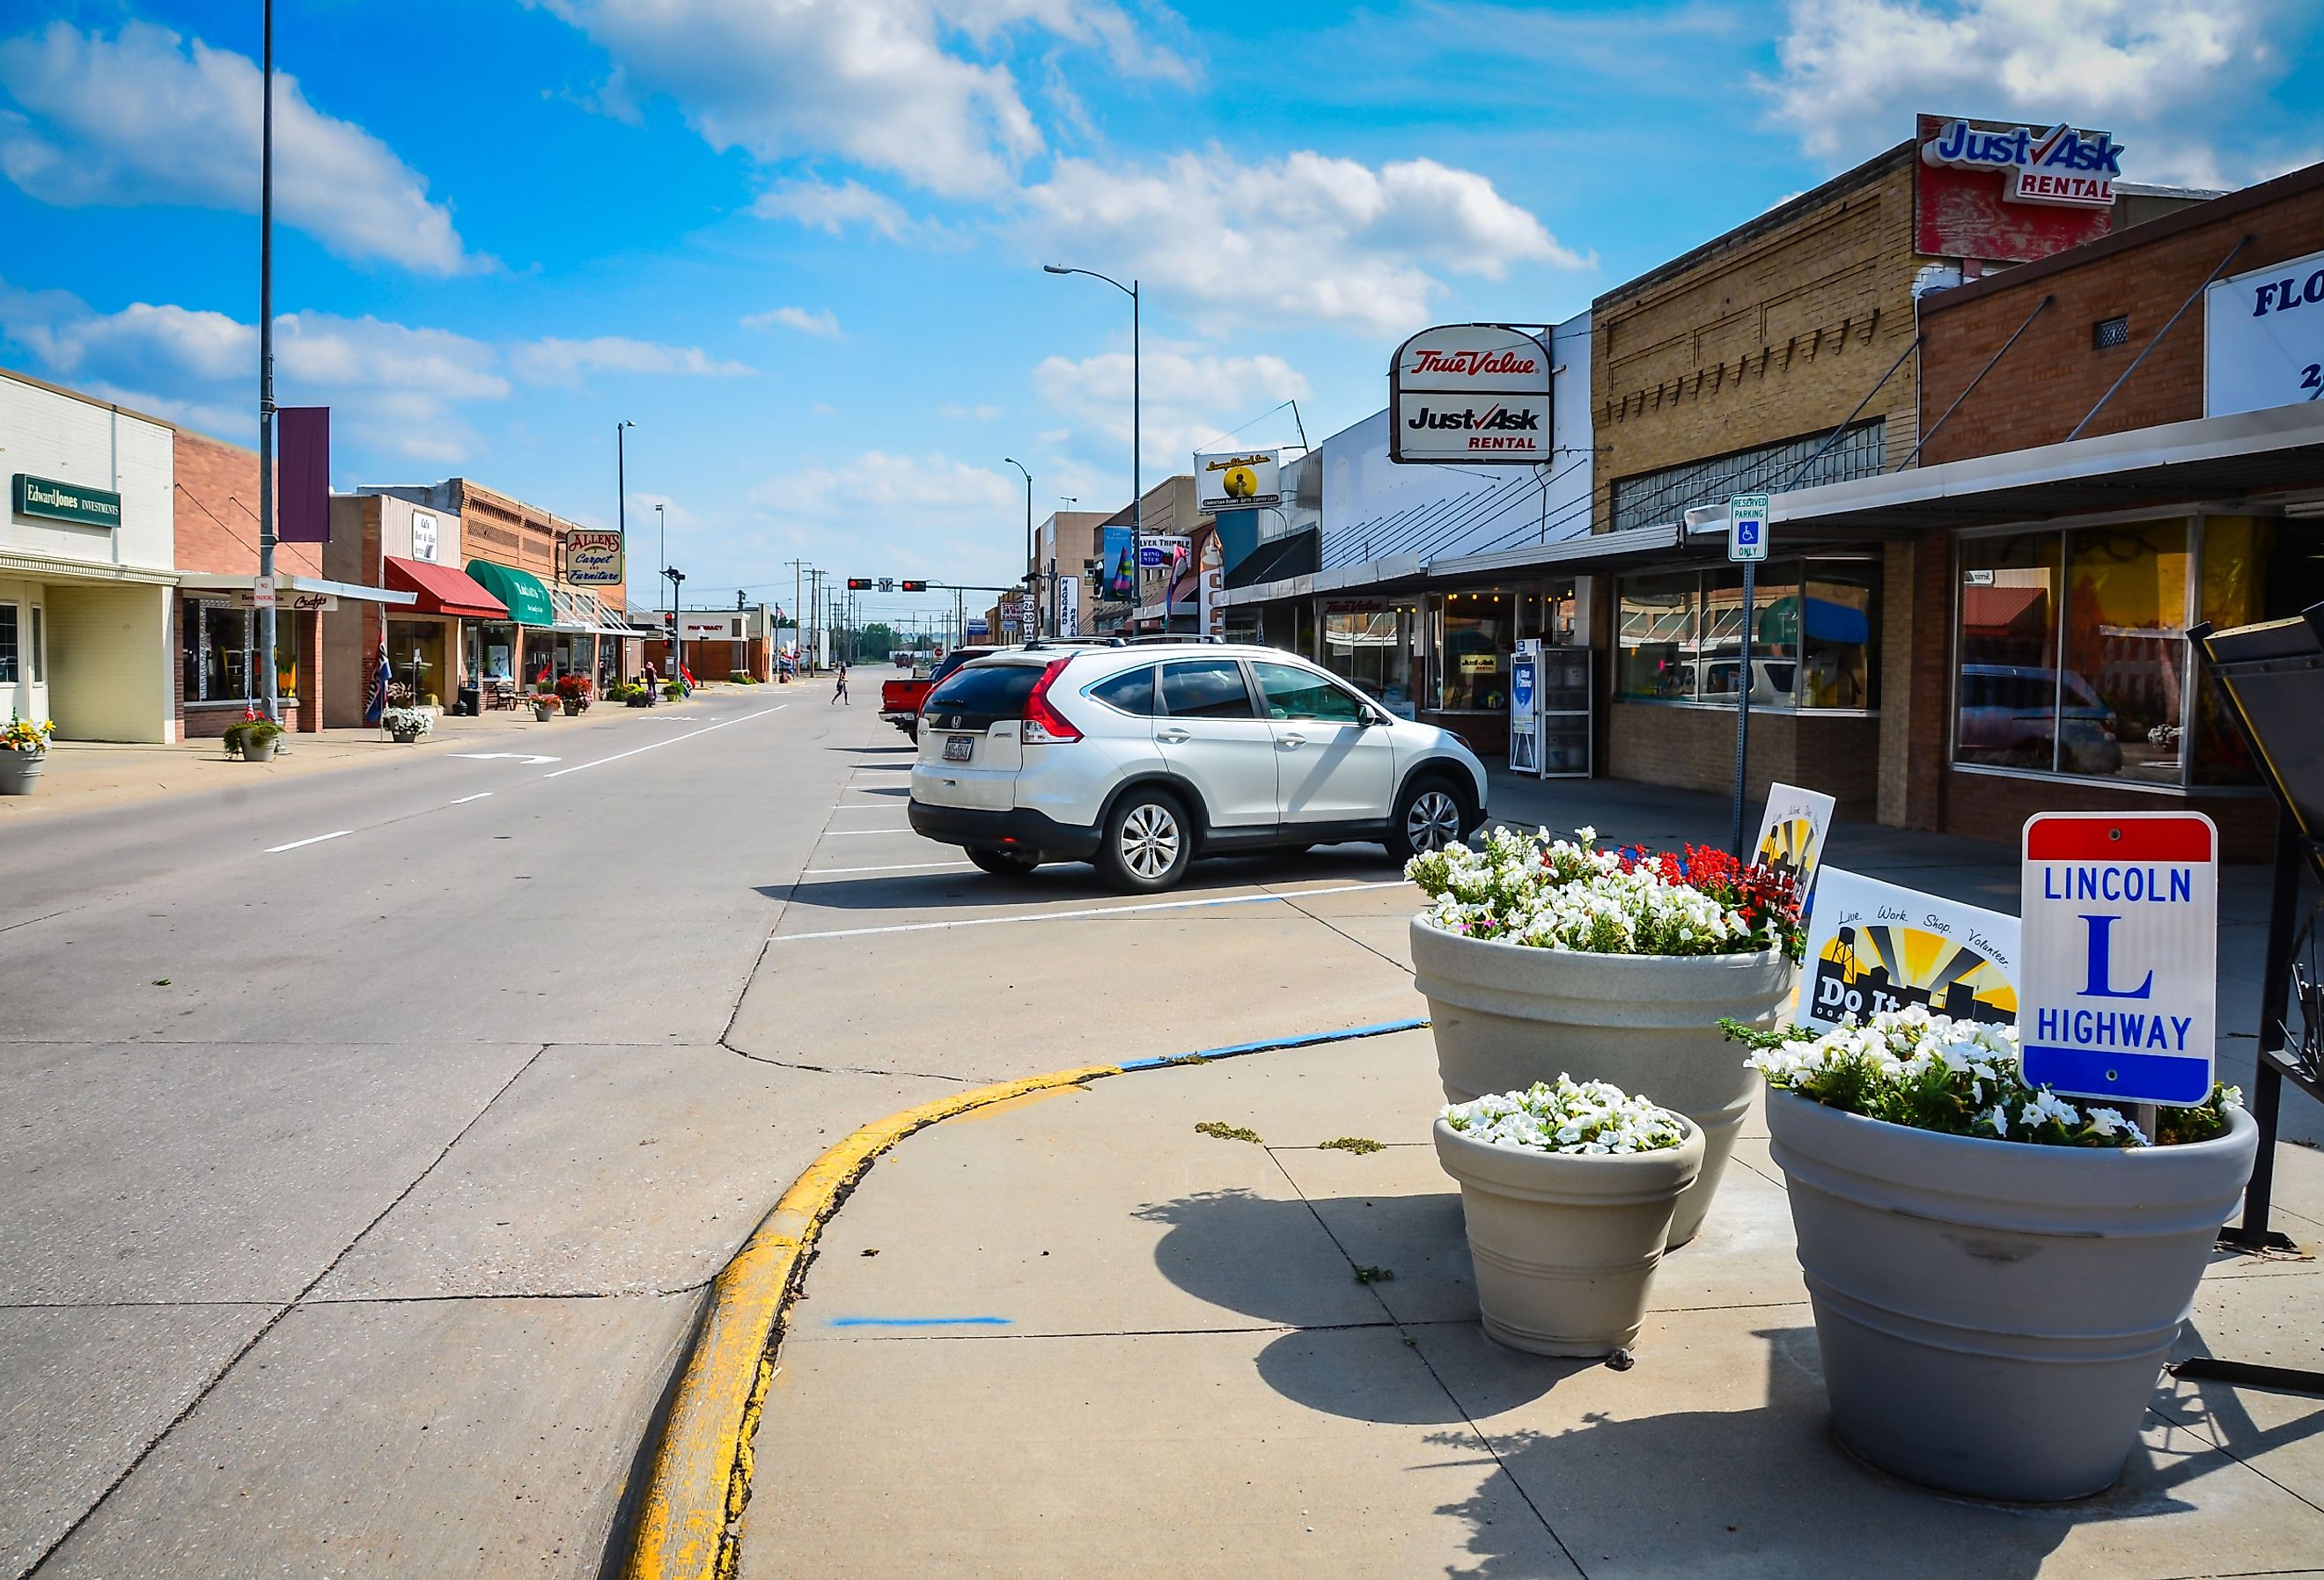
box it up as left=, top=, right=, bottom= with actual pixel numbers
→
left=1386, top=775, right=1469, bottom=862
left=1098, top=786, right=1191, bottom=893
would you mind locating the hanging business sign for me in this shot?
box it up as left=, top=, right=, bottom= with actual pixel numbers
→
left=2204, top=246, right=2324, bottom=417
left=2019, top=812, right=2217, bottom=1106
left=1388, top=323, right=1553, bottom=464
left=1799, top=869, right=2020, bottom=1034
left=11, top=473, right=121, bottom=530
left=564, top=529, right=625, bottom=587
left=1137, top=533, right=1192, bottom=568
left=1194, top=449, right=1282, bottom=514
left=1753, top=783, right=1836, bottom=899
left=410, top=510, right=440, bottom=563
left=230, top=585, right=335, bottom=612
left=1913, top=114, right=2121, bottom=263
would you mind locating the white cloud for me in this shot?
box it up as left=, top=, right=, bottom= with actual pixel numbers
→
left=0, top=280, right=747, bottom=462
left=542, top=0, right=1032, bottom=196
left=743, top=305, right=842, bottom=336
left=1033, top=346, right=1310, bottom=477
left=939, top=401, right=1003, bottom=419
left=508, top=336, right=755, bottom=385
left=747, top=176, right=916, bottom=239
left=1019, top=149, right=1589, bottom=334
left=1762, top=0, right=2305, bottom=187
left=0, top=21, right=474, bottom=274
left=760, top=450, right=1019, bottom=514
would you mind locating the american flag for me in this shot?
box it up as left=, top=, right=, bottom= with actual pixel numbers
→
left=363, top=636, right=390, bottom=726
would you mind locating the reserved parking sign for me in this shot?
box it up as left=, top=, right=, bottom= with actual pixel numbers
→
left=2019, top=812, right=2217, bottom=1106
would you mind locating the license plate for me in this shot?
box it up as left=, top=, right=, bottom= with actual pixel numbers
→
left=943, top=734, right=974, bottom=762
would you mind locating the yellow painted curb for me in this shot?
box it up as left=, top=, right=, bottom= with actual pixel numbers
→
left=621, top=1062, right=1121, bottom=1580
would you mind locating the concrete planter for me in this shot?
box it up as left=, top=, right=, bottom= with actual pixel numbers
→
left=390, top=729, right=420, bottom=745
left=1433, top=1114, right=1703, bottom=1356
left=1408, top=918, right=1795, bottom=1246
left=531, top=702, right=556, bottom=722
left=244, top=734, right=279, bottom=763
left=1766, top=1087, right=2257, bottom=1501
left=0, top=751, right=45, bottom=795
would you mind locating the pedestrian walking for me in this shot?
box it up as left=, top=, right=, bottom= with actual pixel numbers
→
left=833, top=663, right=850, bottom=705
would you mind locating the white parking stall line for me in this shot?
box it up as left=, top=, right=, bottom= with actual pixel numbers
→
left=804, top=861, right=974, bottom=875
left=266, top=830, right=351, bottom=854
left=772, top=879, right=1408, bottom=943
left=817, top=827, right=916, bottom=837
left=450, top=792, right=493, bottom=805
left=541, top=704, right=786, bottom=779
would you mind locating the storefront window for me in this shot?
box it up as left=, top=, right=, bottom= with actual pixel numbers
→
left=1320, top=604, right=1414, bottom=717
left=1617, top=562, right=1874, bottom=709
left=1955, top=535, right=2064, bottom=769
left=1701, top=566, right=1800, bottom=706
left=388, top=619, right=450, bottom=705
left=188, top=601, right=251, bottom=702
left=29, top=605, right=43, bottom=682
left=472, top=623, right=518, bottom=684
left=1616, top=572, right=1695, bottom=701
left=1948, top=517, right=2322, bottom=790
left=0, top=603, right=16, bottom=683
left=2061, top=522, right=2188, bottom=784
left=1800, top=569, right=1876, bottom=709
left=1438, top=592, right=1513, bottom=711
left=2194, top=516, right=2324, bottom=784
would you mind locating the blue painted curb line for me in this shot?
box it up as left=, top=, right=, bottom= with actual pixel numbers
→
left=1115, top=1015, right=1430, bottom=1073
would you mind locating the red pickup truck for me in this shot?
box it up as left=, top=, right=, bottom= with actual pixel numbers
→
left=880, top=647, right=997, bottom=742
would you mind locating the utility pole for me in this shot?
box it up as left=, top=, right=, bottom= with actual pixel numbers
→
left=256, top=0, right=278, bottom=724
left=786, top=558, right=806, bottom=671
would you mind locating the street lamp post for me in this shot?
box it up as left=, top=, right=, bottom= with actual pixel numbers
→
left=1004, top=456, right=1034, bottom=642
left=256, top=0, right=279, bottom=724
left=616, top=420, right=635, bottom=684
left=1042, top=265, right=1142, bottom=631
left=655, top=502, right=671, bottom=680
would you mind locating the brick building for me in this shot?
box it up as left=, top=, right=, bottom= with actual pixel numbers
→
left=356, top=478, right=641, bottom=701
left=1873, top=158, right=2324, bottom=853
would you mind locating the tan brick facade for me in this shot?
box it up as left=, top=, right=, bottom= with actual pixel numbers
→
left=1592, top=144, right=1928, bottom=533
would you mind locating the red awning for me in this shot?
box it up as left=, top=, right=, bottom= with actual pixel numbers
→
left=384, top=557, right=508, bottom=620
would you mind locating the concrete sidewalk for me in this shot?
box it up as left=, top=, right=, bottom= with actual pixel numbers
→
left=742, top=1027, right=2324, bottom=1580
left=0, top=680, right=798, bottom=824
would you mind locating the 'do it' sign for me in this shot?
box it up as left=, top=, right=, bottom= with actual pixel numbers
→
left=2019, top=812, right=2217, bottom=1106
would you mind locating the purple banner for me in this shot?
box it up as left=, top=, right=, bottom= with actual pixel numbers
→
left=277, top=406, right=330, bottom=543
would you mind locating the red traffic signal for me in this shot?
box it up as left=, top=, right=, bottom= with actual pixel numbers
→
left=900, top=579, right=929, bottom=592
left=845, top=577, right=873, bottom=590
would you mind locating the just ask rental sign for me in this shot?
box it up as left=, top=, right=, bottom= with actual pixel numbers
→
left=1921, top=120, right=2124, bottom=209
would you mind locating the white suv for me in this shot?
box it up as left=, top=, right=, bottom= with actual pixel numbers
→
left=908, top=642, right=1489, bottom=892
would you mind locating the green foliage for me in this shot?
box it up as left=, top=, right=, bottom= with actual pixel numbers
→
left=1318, top=1136, right=1386, bottom=1155
left=1352, top=1265, right=1394, bottom=1284
left=1194, top=1121, right=1262, bottom=1144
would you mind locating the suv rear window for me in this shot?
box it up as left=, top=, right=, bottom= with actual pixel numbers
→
left=925, top=663, right=1042, bottom=727
left=1087, top=665, right=1157, bottom=717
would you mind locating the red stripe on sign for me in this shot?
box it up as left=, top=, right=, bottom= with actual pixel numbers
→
left=2025, top=813, right=2214, bottom=863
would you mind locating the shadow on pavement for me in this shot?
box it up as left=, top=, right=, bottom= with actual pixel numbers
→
left=764, top=849, right=1407, bottom=914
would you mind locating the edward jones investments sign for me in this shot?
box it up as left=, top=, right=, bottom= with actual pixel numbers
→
left=13, top=473, right=121, bottom=530
left=1389, top=325, right=1553, bottom=464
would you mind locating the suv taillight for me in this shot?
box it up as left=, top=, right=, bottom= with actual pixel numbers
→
left=1020, top=658, right=1082, bottom=745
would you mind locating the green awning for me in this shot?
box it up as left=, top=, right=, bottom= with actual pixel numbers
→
left=465, top=559, right=555, bottom=627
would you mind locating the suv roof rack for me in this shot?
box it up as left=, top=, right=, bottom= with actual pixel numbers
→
left=1126, top=634, right=1222, bottom=645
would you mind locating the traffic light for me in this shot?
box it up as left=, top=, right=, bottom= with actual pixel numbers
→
left=846, top=577, right=873, bottom=591
left=900, top=579, right=928, bottom=592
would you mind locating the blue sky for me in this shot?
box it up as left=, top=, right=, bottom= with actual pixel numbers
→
left=3, top=0, right=2319, bottom=623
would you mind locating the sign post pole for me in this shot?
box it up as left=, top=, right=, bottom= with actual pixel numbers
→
left=1726, top=493, right=1770, bottom=857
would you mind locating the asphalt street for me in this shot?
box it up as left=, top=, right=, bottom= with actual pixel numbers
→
left=0, top=681, right=1426, bottom=1578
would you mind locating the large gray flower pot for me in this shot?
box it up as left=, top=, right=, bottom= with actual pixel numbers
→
left=1766, top=1087, right=2257, bottom=1502
left=1409, top=918, right=1795, bottom=1247
left=1434, top=1115, right=1703, bottom=1356
left=0, top=751, right=44, bottom=795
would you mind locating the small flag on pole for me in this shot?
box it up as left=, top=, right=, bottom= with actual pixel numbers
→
left=364, top=636, right=390, bottom=726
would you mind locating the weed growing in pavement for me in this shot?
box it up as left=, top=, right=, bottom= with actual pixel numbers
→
left=1194, top=1121, right=1262, bottom=1144
left=1163, top=1054, right=1207, bottom=1066
left=1318, top=1136, right=1384, bottom=1155
left=1353, top=1265, right=1395, bottom=1284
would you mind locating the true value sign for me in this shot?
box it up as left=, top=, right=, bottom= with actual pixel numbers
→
left=2019, top=812, right=2217, bottom=1106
